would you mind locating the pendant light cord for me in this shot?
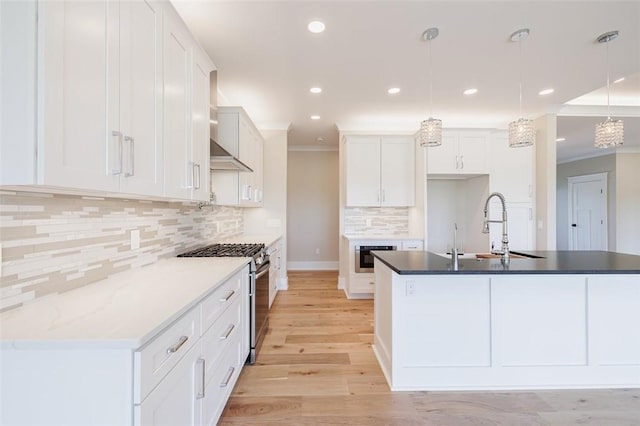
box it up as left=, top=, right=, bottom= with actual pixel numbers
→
left=518, top=37, right=523, bottom=118
left=429, top=38, right=433, bottom=118
left=606, top=38, right=611, bottom=119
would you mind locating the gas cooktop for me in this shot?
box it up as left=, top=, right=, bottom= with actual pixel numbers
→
left=178, top=243, right=265, bottom=258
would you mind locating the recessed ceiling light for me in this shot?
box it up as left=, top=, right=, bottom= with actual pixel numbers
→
left=539, top=88, right=555, bottom=95
left=556, top=137, right=566, bottom=142
left=614, top=77, right=625, bottom=83
left=387, top=87, right=401, bottom=94
left=307, top=21, right=325, bottom=33
left=310, top=87, right=322, bottom=94
left=310, top=115, right=321, bottom=120
left=463, top=88, right=478, bottom=95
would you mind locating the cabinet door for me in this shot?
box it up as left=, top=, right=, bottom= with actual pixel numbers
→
left=458, top=132, right=487, bottom=174
left=163, top=11, right=192, bottom=199
left=119, top=0, right=164, bottom=196
left=135, top=343, right=201, bottom=426
left=488, top=201, right=534, bottom=251
left=191, top=49, right=212, bottom=202
left=488, top=132, right=533, bottom=202
left=426, top=131, right=458, bottom=174
left=345, top=136, right=381, bottom=206
left=381, top=136, right=415, bottom=206
left=41, top=1, right=119, bottom=191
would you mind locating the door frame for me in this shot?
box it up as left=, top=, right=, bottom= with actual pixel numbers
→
left=567, top=172, right=608, bottom=250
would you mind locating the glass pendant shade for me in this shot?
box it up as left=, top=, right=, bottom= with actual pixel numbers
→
left=508, top=117, right=534, bottom=147
left=594, top=117, right=624, bottom=148
left=420, top=117, right=442, bottom=147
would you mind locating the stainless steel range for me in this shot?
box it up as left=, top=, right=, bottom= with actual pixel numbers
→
left=178, top=243, right=269, bottom=364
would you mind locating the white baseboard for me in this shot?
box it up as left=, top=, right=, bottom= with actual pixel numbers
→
left=287, top=261, right=338, bottom=271
left=277, top=276, right=288, bottom=290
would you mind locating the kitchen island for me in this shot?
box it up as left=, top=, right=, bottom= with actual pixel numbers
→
left=372, top=250, right=640, bottom=391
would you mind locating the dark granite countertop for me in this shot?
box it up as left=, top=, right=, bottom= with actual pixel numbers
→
left=372, top=250, right=640, bottom=275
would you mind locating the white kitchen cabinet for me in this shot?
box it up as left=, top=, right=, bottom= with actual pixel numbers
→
left=211, top=107, right=264, bottom=207
left=487, top=131, right=533, bottom=202
left=488, top=200, right=534, bottom=251
left=0, top=1, right=164, bottom=195
left=267, top=239, right=282, bottom=308
left=1, top=263, right=249, bottom=426
left=1, top=1, right=213, bottom=202
left=345, top=136, right=415, bottom=207
left=163, top=5, right=213, bottom=201
left=427, top=130, right=488, bottom=175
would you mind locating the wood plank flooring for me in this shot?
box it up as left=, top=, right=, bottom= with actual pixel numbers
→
left=219, top=271, right=640, bottom=425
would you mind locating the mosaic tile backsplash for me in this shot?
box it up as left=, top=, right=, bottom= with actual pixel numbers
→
left=0, top=190, right=243, bottom=312
left=344, top=207, right=409, bottom=235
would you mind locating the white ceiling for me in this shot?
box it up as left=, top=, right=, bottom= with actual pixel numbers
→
left=173, top=1, right=640, bottom=161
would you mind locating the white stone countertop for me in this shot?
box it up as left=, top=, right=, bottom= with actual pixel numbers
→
left=342, top=234, right=423, bottom=241
left=0, top=257, right=250, bottom=350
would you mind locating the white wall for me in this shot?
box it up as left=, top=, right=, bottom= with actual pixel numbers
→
left=556, top=154, right=616, bottom=250
left=287, top=149, right=339, bottom=269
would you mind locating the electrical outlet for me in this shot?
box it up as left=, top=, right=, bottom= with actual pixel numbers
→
left=406, top=281, right=415, bottom=296
left=130, top=230, right=140, bottom=250
left=315, top=248, right=320, bottom=255
left=366, top=218, right=373, bottom=227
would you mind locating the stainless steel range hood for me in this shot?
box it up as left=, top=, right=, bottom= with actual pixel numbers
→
left=210, top=139, right=253, bottom=172
left=209, top=70, right=253, bottom=172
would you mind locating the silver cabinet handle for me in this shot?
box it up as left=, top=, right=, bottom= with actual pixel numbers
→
left=220, top=366, right=235, bottom=388
left=460, top=155, right=464, bottom=170
left=111, top=131, right=123, bottom=175
left=124, top=135, right=134, bottom=177
left=166, top=335, right=189, bottom=354
left=194, top=163, right=201, bottom=189
left=220, top=324, right=235, bottom=340
left=219, top=290, right=235, bottom=302
left=196, top=358, right=205, bottom=399
left=382, top=189, right=386, bottom=202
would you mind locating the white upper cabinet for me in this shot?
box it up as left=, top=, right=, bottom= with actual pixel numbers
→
left=427, top=130, right=488, bottom=175
left=1, top=0, right=213, bottom=202
left=163, top=5, right=213, bottom=201
left=487, top=131, right=533, bottom=202
left=345, top=135, right=415, bottom=207
left=211, top=107, right=264, bottom=207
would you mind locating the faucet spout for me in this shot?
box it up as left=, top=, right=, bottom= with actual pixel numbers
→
left=482, top=192, right=509, bottom=261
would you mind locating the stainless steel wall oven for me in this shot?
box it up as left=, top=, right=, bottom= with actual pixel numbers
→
left=355, top=245, right=397, bottom=273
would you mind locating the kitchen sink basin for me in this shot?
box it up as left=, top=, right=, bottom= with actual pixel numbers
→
left=475, top=251, right=545, bottom=260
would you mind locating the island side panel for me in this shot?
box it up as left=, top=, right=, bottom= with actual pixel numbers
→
left=588, top=275, right=640, bottom=366
left=373, top=258, right=393, bottom=385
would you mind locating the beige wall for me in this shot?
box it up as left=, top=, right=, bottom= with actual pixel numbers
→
left=556, top=154, right=616, bottom=250
left=287, top=149, right=339, bottom=268
left=615, top=152, right=640, bottom=255
left=534, top=115, right=557, bottom=250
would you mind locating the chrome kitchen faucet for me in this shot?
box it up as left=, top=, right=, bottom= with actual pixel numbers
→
left=482, top=192, right=510, bottom=262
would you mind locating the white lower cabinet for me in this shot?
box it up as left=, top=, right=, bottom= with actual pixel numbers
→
left=136, top=343, right=202, bottom=426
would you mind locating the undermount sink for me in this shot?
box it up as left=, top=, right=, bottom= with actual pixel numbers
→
left=475, top=251, right=545, bottom=260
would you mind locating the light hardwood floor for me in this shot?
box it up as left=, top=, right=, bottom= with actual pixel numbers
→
left=219, top=271, right=640, bottom=425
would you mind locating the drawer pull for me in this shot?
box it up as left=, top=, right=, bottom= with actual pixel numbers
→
left=196, top=358, right=205, bottom=399
left=166, top=335, right=189, bottom=354
left=220, top=290, right=235, bottom=302
left=220, top=367, right=235, bottom=388
left=220, top=324, right=235, bottom=340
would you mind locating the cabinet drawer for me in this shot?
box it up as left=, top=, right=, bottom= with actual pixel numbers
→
left=350, top=275, right=376, bottom=293
left=202, top=331, right=243, bottom=426
left=201, top=268, right=244, bottom=333
left=134, top=308, right=200, bottom=404
left=401, top=240, right=424, bottom=251
left=201, top=293, right=243, bottom=384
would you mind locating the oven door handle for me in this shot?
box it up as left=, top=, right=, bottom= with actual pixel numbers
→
left=255, top=265, right=270, bottom=280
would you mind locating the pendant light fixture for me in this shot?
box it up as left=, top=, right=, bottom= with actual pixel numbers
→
left=419, top=27, right=442, bottom=147
left=594, top=30, right=624, bottom=149
left=508, top=28, right=534, bottom=148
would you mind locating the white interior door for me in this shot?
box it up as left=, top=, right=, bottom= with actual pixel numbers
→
left=568, top=173, right=607, bottom=250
